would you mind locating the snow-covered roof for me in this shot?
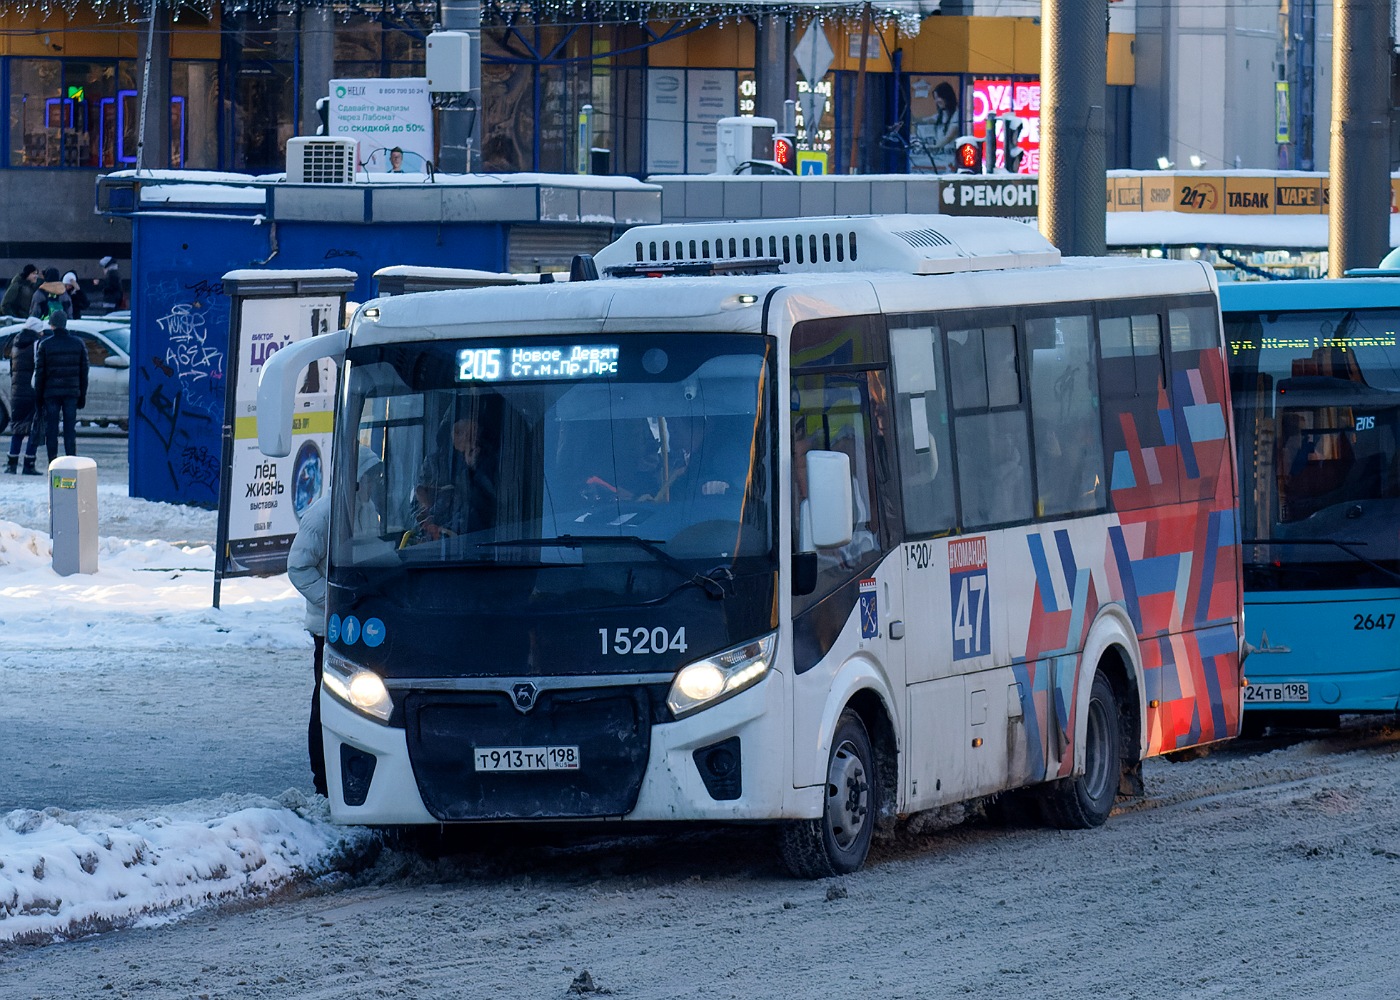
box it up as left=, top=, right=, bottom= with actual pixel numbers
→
left=1108, top=211, right=1400, bottom=251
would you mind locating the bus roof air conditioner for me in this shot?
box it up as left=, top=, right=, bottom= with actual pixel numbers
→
left=593, top=215, right=1060, bottom=277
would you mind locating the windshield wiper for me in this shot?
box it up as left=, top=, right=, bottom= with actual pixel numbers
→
left=478, top=535, right=728, bottom=599
left=1242, top=537, right=1400, bottom=584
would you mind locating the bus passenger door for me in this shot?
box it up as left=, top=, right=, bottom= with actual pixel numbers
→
left=886, top=321, right=973, bottom=808
left=789, top=342, right=907, bottom=794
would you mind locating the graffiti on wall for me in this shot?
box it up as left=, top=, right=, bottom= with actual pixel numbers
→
left=134, top=275, right=230, bottom=506
left=158, top=302, right=225, bottom=416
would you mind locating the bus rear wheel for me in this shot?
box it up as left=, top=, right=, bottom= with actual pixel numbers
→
left=1042, top=671, right=1122, bottom=830
left=778, top=710, right=878, bottom=878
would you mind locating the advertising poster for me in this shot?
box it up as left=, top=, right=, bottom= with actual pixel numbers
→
left=685, top=69, right=735, bottom=173
left=646, top=69, right=686, bottom=174
left=327, top=77, right=434, bottom=172
left=219, top=296, right=339, bottom=579
left=646, top=69, right=736, bottom=174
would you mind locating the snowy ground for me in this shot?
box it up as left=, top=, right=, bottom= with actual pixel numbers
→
left=3, top=456, right=1400, bottom=998
left=0, top=469, right=372, bottom=949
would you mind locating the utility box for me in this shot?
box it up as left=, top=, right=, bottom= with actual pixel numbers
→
left=286, top=138, right=356, bottom=184
left=49, top=456, right=98, bottom=576
left=714, top=117, right=776, bottom=174
left=426, top=31, right=472, bottom=93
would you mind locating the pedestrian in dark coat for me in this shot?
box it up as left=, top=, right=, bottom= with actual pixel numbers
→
left=98, top=256, right=124, bottom=312
left=33, top=309, right=88, bottom=466
left=2, top=265, right=38, bottom=318
left=62, top=271, right=90, bottom=321
left=29, top=268, right=72, bottom=322
left=4, top=316, right=44, bottom=475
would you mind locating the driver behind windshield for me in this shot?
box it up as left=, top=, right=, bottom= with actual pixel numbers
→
left=583, top=417, right=744, bottom=503
left=408, top=416, right=497, bottom=542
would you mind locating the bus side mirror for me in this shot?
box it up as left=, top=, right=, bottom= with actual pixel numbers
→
left=805, top=449, right=854, bottom=549
left=256, top=329, right=347, bottom=457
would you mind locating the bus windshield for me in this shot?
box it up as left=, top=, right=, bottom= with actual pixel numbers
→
left=1226, top=307, right=1400, bottom=589
left=333, top=333, right=776, bottom=612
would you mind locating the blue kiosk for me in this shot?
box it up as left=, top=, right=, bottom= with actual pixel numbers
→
left=96, top=169, right=662, bottom=506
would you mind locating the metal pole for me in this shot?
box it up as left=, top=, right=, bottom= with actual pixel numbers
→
left=135, top=0, right=158, bottom=172
left=847, top=2, right=873, bottom=173
left=1038, top=0, right=1106, bottom=255
left=438, top=0, right=481, bottom=172
left=1328, top=0, right=1391, bottom=275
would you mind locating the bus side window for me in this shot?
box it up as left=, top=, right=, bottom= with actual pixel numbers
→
left=1025, top=314, right=1105, bottom=517
left=890, top=324, right=955, bottom=535
left=949, top=325, right=1033, bottom=527
left=1099, top=311, right=1179, bottom=509
left=1169, top=304, right=1230, bottom=503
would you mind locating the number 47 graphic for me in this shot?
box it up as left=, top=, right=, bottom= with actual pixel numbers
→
left=951, top=571, right=990, bottom=660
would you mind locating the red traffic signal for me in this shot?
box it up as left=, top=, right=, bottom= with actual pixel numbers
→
left=955, top=140, right=981, bottom=174
left=773, top=135, right=795, bottom=171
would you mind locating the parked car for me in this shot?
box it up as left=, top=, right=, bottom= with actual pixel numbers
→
left=0, top=319, right=131, bottom=431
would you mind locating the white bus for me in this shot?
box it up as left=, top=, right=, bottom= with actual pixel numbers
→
left=259, top=215, right=1244, bottom=876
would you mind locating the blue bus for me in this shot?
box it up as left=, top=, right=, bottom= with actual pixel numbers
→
left=1221, top=278, right=1400, bottom=730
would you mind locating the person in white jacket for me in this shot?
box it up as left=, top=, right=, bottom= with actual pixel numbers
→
left=288, top=447, right=384, bottom=797
left=288, top=491, right=331, bottom=796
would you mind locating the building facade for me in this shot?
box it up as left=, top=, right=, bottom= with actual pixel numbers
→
left=0, top=0, right=1361, bottom=278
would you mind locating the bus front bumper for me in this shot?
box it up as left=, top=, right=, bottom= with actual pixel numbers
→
left=319, top=671, right=821, bottom=825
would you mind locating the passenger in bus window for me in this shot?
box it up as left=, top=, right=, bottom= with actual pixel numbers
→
left=409, top=416, right=497, bottom=541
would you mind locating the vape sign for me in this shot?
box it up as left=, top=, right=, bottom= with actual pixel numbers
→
left=948, top=536, right=991, bottom=660
left=972, top=80, right=1040, bottom=174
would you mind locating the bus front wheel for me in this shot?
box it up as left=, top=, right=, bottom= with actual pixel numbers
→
left=779, top=710, right=878, bottom=878
left=1041, top=671, right=1122, bottom=830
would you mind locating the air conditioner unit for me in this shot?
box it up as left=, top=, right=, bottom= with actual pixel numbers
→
left=286, top=137, right=357, bottom=184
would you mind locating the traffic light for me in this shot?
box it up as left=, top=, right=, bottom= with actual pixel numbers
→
left=1000, top=115, right=1026, bottom=173
left=955, top=137, right=981, bottom=174
left=773, top=134, right=795, bottom=172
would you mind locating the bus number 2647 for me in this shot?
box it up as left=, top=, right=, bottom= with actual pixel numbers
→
left=599, top=627, right=689, bottom=655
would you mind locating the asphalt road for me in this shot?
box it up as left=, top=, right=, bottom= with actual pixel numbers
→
left=71, top=427, right=129, bottom=486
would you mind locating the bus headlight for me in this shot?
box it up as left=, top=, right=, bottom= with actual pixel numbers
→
left=323, top=649, right=394, bottom=723
left=667, top=633, right=776, bottom=719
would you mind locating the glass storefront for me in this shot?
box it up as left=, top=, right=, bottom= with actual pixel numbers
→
left=3, top=11, right=1120, bottom=181
left=9, top=58, right=135, bottom=168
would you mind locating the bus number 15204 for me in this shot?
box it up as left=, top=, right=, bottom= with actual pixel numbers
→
left=599, top=626, right=689, bottom=655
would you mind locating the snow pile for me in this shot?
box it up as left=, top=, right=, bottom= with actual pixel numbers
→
left=0, top=482, right=216, bottom=547
left=0, top=793, right=373, bottom=946
left=0, top=514, right=306, bottom=650
left=0, top=477, right=371, bottom=946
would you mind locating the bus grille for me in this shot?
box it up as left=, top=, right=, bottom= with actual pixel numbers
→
left=402, top=686, right=656, bottom=820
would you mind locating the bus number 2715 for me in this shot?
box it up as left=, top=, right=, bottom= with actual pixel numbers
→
left=599, top=627, right=689, bottom=655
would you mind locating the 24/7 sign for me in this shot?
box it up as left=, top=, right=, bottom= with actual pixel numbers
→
left=949, top=536, right=991, bottom=660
